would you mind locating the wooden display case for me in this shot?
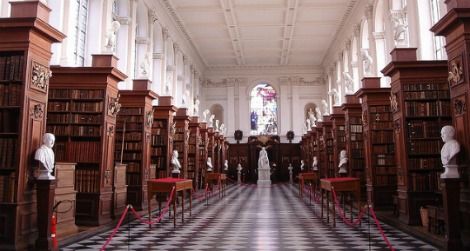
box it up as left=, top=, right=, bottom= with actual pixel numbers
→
left=151, top=96, right=176, bottom=179
left=115, top=80, right=157, bottom=210
left=356, top=77, right=396, bottom=210
left=48, top=54, right=126, bottom=226
left=382, top=48, right=450, bottom=225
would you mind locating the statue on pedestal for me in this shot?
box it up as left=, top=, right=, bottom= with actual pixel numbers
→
left=223, top=159, right=228, bottom=172
left=202, top=109, right=210, bottom=123
left=237, top=163, right=243, bottom=183
left=34, top=133, right=56, bottom=180
left=300, top=160, right=305, bottom=171
left=321, top=100, right=330, bottom=116
left=312, top=156, right=318, bottom=171
left=208, top=114, right=215, bottom=128
left=257, top=146, right=271, bottom=185
left=207, top=157, right=213, bottom=172
left=338, top=149, right=348, bottom=175
left=288, top=163, right=293, bottom=184
left=440, top=125, right=460, bottom=178
left=104, top=21, right=120, bottom=53
left=194, top=99, right=200, bottom=116
left=171, top=150, right=181, bottom=174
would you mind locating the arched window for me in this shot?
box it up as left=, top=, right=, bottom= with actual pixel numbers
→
left=72, top=0, right=89, bottom=66
left=250, top=83, right=278, bottom=135
left=210, top=104, right=224, bottom=126
left=430, top=0, right=447, bottom=60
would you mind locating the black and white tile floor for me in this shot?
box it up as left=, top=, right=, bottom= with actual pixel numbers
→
left=62, top=183, right=437, bottom=250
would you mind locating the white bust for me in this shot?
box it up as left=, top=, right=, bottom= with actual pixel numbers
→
left=202, top=109, right=210, bottom=123
left=34, top=133, right=56, bottom=180
left=194, top=99, right=200, bottom=116
left=300, top=160, right=305, bottom=171
left=343, top=72, right=354, bottom=94
left=171, top=150, right=181, bottom=174
left=305, top=119, right=311, bottom=131
left=288, top=163, right=293, bottom=172
left=312, top=156, right=318, bottom=171
left=361, top=48, right=373, bottom=76
left=207, top=157, right=213, bottom=172
left=139, top=53, right=150, bottom=78
left=329, top=88, right=339, bottom=106
left=208, top=114, right=215, bottom=128
left=224, top=159, right=228, bottom=171
left=338, top=149, right=348, bottom=174
left=440, top=125, right=460, bottom=178
left=104, top=20, right=120, bottom=53
left=215, top=119, right=220, bottom=132
left=321, top=99, right=330, bottom=116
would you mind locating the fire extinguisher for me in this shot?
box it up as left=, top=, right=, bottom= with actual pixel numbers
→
left=51, top=213, right=57, bottom=249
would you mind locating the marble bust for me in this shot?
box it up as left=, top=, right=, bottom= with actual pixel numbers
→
left=300, top=160, right=305, bottom=171
left=312, top=156, right=318, bottom=171
left=34, top=133, right=56, bottom=180
left=224, top=159, right=228, bottom=171
left=202, top=109, right=210, bottom=123
left=171, top=150, right=181, bottom=174
left=207, top=157, right=213, bottom=172
left=440, top=125, right=460, bottom=178
left=338, top=149, right=348, bottom=174
left=104, top=20, right=120, bottom=53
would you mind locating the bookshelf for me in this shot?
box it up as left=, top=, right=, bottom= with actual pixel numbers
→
left=432, top=3, right=470, bottom=243
left=207, top=127, right=215, bottom=171
left=48, top=55, right=126, bottom=226
left=331, top=107, right=346, bottom=176
left=382, top=48, right=450, bottom=225
left=341, top=95, right=366, bottom=199
left=151, top=96, right=176, bottom=179
left=315, top=122, right=325, bottom=178
left=188, top=117, right=201, bottom=189
left=322, top=116, right=334, bottom=178
left=300, top=135, right=309, bottom=170
left=356, top=77, right=397, bottom=210
left=213, top=132, right=221, bottom=172
left=309, top=128, right=318, bottom=172
left=174, top=108, right=190, bottom=178
left=115, top=80, right=157, bottom=211
left=227, top=142, right=249, bottom=182
left=0, top=2, right=64, bottom=248
left=198, top=122, right=208, bottom=189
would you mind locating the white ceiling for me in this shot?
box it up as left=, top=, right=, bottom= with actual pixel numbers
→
left=162, top=0, right=357, bottom=69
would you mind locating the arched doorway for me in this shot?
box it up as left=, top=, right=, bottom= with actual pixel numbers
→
left=250, top=83, right=278, bottom=135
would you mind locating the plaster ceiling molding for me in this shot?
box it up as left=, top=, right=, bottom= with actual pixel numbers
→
left=203, top=79, right=235, bottom=88
left=165, top=0, right=358, bottom=68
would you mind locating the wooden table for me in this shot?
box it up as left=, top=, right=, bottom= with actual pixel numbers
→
left=320, top=177, right=360, bottom=227
left=299, top=172, right=318, bottom=202
left=206, top=173, right=227, bottom=197
left=147, top=178, right=193, bottom=228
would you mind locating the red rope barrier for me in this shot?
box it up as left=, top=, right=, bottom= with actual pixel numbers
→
left=100, top=205, right=130, bottom=251
left=369, top=206, right=396, bottom=251
left=130, top=186, right=176, bottom=225
left=331, top=189, right=367, bottom=227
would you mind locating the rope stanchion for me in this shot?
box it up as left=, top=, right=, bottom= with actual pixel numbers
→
left=369, top=205, right=396, bottom=251
left=131, top=186, right=176, bottom=225
left=331, top=189, right=367, bottom=227
left=100, top=205, right=130, bottom=251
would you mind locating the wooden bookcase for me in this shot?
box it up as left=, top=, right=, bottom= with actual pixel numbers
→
left=188, top=117, right=201, bottom=189
left=173, top=108, right=189, bottom=178
left=382, top=48, right=450, bottom=225
left=227, top=142, right=249, bottom=182
left=331, top=107, right=346, bottom=176
left=315, top=122, right=325, bottom=178
left=207, top=127, right=215, bottom=171
left=115, top=80, right=157, bottom=211
left=213, top=132, right=221, bottom=172
left=309, top=128, right=318, bottom=172
left=151, top=96, right=176, bottom=179
left=432, top=3, right=470, bottom=244
left=300, top=135, right=309, bottom=169
left=48, top=55, right=126, bottom=226
left=341, top=95, right=365, bottom=198
left=279, top=143, right=301, bottom=182
left=356, top=77, right=396, bottom=210
left=0, top=2, right=64, bottom=248
left=322, top=116, right=334, bottom=178
left=198, top=122, right=208, bottom=188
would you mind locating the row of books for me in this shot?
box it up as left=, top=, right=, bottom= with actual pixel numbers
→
left=369, top=105, right=391, bottom=113
left=75, top=169, right=100, bottom=193
left=173, top=142, right=186, bottom=152
left=407, top=120, right=449, bottom=138
left=174, top=132, right=188, bottom=141
left=152, top=157, right=167, bottom=170
left=0, top=54, right=24, bottom=81
left=46, top=125, right=67, bottom=136
left=115, top=142, right=142, bottom=151
left=115, top=132, right=142, bottom=141
left=371, top=131, right=394, bottom=144
left=188, top=145, right=197, bottom=154
left=70, top=102, right=104, bottom=112
left=351, top=149, right=364, bottom=158
left=409, top=140, right=442, bottom=155
left=402, top=82, right=448, bottom=92
left=370, top=121, right=393, bottom=130
left=117, top=116, right=144, bottom=124
left=116, top=123, right=143, bottom=131
left=409, top=172, right=440, bottom=192
left=405, top=101, right=451, bottom=117
left=0, top=138, right=17, bottom=169
left=375, top=166, right=398, bottom=175
left=50, top=89, right=104, bottom=99
left=374, top=174, right=397, bottom=186
left=119, top=107, right=144, bottom=115
left=126, top=173, right=143, bottom=186
left=152, top=120, right=166, bottom=128
left=48, top=113, right=103, bottom=124
left=349, top=125, right=363, bottom=133
left=71, top=125, right=101, bottom=137
left=0, top=110, right=19, bottom=133
left=372, top=144, right=394, bottom=154
left=56, top=141, right=101, bottom=163
left=0, top=173, right=15, bottom=203
left=404, top=90, right=450, bottom=100
left=348, top=117, right=362, bottom=124
left=350, top=159, right=365, bottom=170
left=151, top=135, right=165, bottom=145
left=408, top=157, right=441, bottom=170
left=48, top=101, right=69, bottom=112
left=0, top=83, right=21, bottom=106
left=372, top=112, right=392, bottom=121
left=121, top=152, right=142, bottom=160
left=151, top=147, right=165, bottom=156
left=375, top=154, right=395, bottom=166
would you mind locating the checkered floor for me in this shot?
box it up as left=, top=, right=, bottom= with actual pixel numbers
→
left=62, top=183, right=437, bottom=250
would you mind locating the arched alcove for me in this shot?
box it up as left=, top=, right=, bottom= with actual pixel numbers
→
left=210, top=104, right=224, bottom=128
left=250, top=83, right=278, bottom=135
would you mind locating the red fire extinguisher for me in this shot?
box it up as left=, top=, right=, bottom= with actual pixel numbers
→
left=51, top=213, right=57, bottom=249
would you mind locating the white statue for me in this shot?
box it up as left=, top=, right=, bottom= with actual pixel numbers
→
left=308, top=108, right=316, bottom=127
left=440, top=125, right=460, bottom=178
left=338, top=149, right=348, bottom=175
left=171, top=150, right=181, bottom=174
left=312, top=156, right=318, bottom=171
left=361, top=48, right=373, bottom=76
left=202, top=109, right=210, bottom=123
left=104, top=20, right=120, bottom=53
left=237, top=163, right=242, bottom=173
left=315, top=107, right=323, bottom=122
left=258, top=147, right=270, bottom=170
left=300, top=160, right=305, bottom=171
left=194, top=99, right=200, bottom=116
left=207, top=157, right=213, bottom=172
left=139, top=53, right=151, bottom=78
left=288, top=163, right=294, bottom=184
left=215, top=119, right=220, bottom=132
left=343, top=72, right=354, bottom=94
left=391, top=10, right=408, bottom=47
left=220, top=123, right=226, bottom=135
left=305, top=119, right=311, bottom=132
left=329, top=88, right=339, bottom=106
left=237, top=163, right=243, bottom=183
left=34, top=133, right=56, bottom=180
left=224, top=159, right=228, bottom=171
left=208, top=114, right=215, bottom=128
left=321, top=99, right=330, bottom=116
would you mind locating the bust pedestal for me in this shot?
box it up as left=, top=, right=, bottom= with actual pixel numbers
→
left=36, top=179, right=57, bottom=251
left=171, top=171, right=180, bottom=178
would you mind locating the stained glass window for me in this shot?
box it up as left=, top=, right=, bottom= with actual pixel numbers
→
left=250, top=83, right=277, bottom=135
